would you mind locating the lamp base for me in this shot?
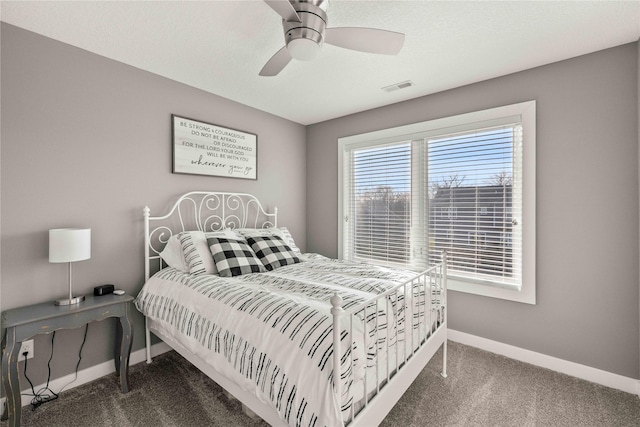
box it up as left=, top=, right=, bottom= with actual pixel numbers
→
left=55, top=295, right=85, bottom=306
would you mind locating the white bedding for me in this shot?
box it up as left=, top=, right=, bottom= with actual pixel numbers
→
left=135, top=254, right=440, bottom=427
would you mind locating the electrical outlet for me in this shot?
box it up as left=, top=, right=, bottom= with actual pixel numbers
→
left=18, top=339, right=34, bottom=361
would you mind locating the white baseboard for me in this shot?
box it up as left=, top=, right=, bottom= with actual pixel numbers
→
left=448, top=329, right=640, bottom=397
left=5, top=330, right=637, bottom=416
left=14, top=341, right=172, bottom=408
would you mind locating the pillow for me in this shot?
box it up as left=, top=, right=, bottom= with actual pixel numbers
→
left=207, top=237, right=266, bottom=277
left=277, top=227, right=301, bottom=255
left=159, top=234, right=188, bottom=272
left=234, top=227, right=285, bottom=240
left=235, top=227, right=301, bottom=255
left=246, top=235, right=300, bottom=271
left=179, top=229, right=238, bottom=275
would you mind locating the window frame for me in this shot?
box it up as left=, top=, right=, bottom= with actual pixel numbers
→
left=338, top=101, right=536, bottom=304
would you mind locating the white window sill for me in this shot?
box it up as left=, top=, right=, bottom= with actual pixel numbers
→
left=447, top=277, right=535, bottom=304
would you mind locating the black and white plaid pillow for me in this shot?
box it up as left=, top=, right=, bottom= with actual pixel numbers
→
left=246, top=235, right=300, bottom=271
left=207, top=237, right=265, bottom=277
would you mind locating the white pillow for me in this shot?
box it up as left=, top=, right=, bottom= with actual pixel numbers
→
left=179, top=229, right=239, bottom=275
left=278, top=227, right=301, bottom=255
left=234, top=227, right=284, bottom=238
left=159, top=234, right=188, bottom=272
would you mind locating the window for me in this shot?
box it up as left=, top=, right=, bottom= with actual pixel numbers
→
left=338, top=101, right=536, bottom=304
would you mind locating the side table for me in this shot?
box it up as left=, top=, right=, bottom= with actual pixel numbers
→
left=1, top=293, right=134, bottom=427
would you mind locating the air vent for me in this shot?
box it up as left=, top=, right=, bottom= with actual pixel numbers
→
left=382, top=80, right=414, bottom=93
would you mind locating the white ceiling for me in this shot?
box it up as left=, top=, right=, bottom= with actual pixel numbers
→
left=2, top=1, right=639, bottom=125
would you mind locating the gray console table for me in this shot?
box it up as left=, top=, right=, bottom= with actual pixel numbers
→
left=1, top=294, right=134, bottom=427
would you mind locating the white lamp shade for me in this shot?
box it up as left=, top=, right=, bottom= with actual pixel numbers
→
left=49, top=228, right=91, bottom=263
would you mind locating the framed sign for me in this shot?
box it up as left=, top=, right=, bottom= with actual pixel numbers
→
left=172, top=115, right=257, bottom=179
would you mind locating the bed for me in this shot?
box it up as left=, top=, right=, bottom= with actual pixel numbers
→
left=135, top=191, right=448, bottom=427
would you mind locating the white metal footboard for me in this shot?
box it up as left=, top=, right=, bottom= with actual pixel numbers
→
left=331, top=256, right=447, bottom=425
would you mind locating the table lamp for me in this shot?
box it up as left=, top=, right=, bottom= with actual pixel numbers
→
left=49, top=228, right=91, bottom=305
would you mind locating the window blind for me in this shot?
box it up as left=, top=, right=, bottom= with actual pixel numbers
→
left=344, top=141, right=424, bottom=268
left=428, top=125, right=522, bottom=287
left=343, top=123, right=523, bottom=287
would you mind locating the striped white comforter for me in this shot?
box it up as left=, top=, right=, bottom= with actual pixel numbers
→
left=135, top=254, right=437, bottom=427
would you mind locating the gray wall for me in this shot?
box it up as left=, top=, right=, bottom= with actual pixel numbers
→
left=0, top=23, right=306, bottom=384
left=1, top=21, right=639, bottom=390
left=307, top=43, right=640, bottom=379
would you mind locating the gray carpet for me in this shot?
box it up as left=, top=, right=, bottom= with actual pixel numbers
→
left=8, top=341, right=640, bottom=426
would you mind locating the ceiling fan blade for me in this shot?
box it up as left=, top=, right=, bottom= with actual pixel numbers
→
left=259, top=46, right=293, bottom=76
left=264, top=0, right=301, bottom=22
left=324, top=27, right=405, bottom=55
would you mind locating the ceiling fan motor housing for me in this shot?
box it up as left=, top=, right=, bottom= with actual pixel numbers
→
left=283, top=1, right=328, bottom=59
left=260, top=0, right=404, bottom=75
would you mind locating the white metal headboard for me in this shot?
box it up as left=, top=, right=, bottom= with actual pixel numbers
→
left=143, top=191, right=278, bottom=281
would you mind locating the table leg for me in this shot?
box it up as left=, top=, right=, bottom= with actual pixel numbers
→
left=2, top=328, right=22, bottom=427
left=114, top=318, right=120, bottom=377
left=0, top=329, right=6, bottom=422
left=114, top=306, right=133, bottom=394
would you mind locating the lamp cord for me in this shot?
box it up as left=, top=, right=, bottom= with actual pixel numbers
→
left=21, top=324, right=89, bottom=410
left=22, top=331, right=59, bottom=409
left=57, top=324, right=89, bottom=394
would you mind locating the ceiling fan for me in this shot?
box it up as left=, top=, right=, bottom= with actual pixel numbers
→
left=260, top=0, right=405, bottom=76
